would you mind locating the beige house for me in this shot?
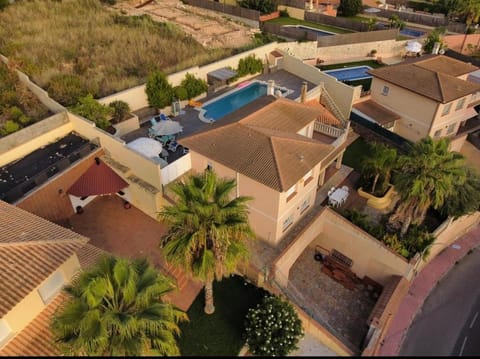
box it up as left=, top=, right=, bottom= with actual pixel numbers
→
left=180, top=95, right=349, bottom=245
left=0, top=200, right=104, bottom=355
left=353, top=55, right=480, bottom=149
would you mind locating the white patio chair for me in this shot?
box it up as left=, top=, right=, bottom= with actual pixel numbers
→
left=342, top=185, right=349, bottom=192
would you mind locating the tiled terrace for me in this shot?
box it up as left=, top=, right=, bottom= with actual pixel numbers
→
left=68, top=195, right=203, bottom=311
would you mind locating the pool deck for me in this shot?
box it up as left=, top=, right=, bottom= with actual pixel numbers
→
left=122, top=69, right=317, bottom=150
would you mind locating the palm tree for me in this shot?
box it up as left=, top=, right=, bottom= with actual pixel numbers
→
left=158, top=169, right=254, bottom=314
left=51, top=256, right=187, bottom=356
left=388, top=137, right=467, bottom=236
left=360, top=142, right=397, bottom=195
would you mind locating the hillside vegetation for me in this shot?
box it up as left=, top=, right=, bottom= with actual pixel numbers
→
left=0, top=0, right=234, bottom=105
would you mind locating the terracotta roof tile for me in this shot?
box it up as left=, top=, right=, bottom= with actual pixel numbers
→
left=369, top=55, right=480, bottom=103
left=180, top=98, right=335, bottom=191
left=0, top=244, right=107, bottom=356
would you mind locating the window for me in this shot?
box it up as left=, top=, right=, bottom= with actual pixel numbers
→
left=0, top=320, right=12, bottom=346
left=455, top=98, right=466, bottom=111
left=38, top=271, right=65, bottom=304
left=300, top=198, right=310, bottom=214
left=381, top=86, right=389, bottom=96
left=446, top=123, right=456, bottom=134
left=441, top=103, right=452, bottom=116
left=286, top=184, right=297, bottom=201
left=303, top=170, right=314, bottom=186
left=433, top=129, right=442, bottom=138
left=282, top=214, right=294, bottom=232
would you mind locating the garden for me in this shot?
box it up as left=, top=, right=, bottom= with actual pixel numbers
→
left=339, top=136, right=480, bottom=260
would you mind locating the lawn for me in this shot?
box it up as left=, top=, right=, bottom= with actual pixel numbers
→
left=177, top=275, right=268, bottom=356
left=267, top=16, right=353, bottom=34
left=342, top=136, right=371, bottom=171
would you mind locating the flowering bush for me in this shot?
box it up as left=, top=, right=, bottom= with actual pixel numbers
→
left=244, top=295, right=304, bottom=356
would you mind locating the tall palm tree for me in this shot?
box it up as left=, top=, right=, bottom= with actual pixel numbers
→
left=388, top=137, right=467, bottom=236
left=51, top=256, right=187, bottom=356
left=158, top=169, right=254, bottom=315
left=360, top=142, right=397, bottom=195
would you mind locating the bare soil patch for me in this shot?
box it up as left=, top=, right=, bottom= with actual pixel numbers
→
left=116, top=0, right=258, bottom=49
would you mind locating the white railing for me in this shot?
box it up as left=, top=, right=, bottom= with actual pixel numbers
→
left=314, top=121, right=344, bottom=138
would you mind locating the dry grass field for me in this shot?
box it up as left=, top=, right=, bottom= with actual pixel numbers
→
left=0, top=0, right=256, bottom=102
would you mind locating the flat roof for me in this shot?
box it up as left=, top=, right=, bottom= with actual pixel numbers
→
left=0, top=132, right=97, bottom=203
left=207, top=67, right=237, bottom=81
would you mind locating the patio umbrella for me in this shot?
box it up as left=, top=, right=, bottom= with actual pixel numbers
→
left=151, top=119, right=183, bottom=136
left=405, top=40, right=422, bottom=53
left=127, top=137, right=163, bottom=159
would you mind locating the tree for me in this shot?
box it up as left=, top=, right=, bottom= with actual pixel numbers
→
left=145, top=70, right=174, bottom=110
left=237, top=0, right=276, bottom=15
left=180, top=73, right=208, bottom=99
left=388, top=137, right=467, bottom=236
left=337, top=0, right=363, bottom=17
left=363, top=17, right=378, bottom=31
left=389, top=14, right=406, bottom=30
left=70, top=94, right=113, bottom=130
left=440, top=167, right=480, bottom=219
left=360, top=142, right=397, bottom=195
left=158, top=169, right=254, bottom=314
left=51, top=256, right=187, bottom=356
left=423, top=27, right=447, bottom=53
left=108, top=100, right=130, bottom=124
left=244, top=295, right=304, bottom=356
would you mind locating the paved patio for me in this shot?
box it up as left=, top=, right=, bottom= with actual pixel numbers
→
left=68, top=195, right=203, bottom=311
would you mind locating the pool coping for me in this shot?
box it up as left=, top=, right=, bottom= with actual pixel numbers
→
left=196, top=80, right=293, bottom=123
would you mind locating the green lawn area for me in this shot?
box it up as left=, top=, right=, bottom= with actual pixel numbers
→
left=342, top=137, right=371, bottom=171
left=267, top=16, right=353, bottom=34
left=177, top=275, right=268, bottom=356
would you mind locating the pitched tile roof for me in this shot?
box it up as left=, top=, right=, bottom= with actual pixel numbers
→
left=0, top=200, right=89, bottom=317
left=0, top=244, right=107, bottom=356
left=180, top=98, right=335, bottom=191
left=67, top=157, right=129, bottom=197
left=369, top=55, right=480, bottom=103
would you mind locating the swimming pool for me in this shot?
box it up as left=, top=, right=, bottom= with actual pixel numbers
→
left=400, top=28, right=426, bottom=37
left=282, top=25, right=335, bottom=37
left=323, top=66, right=373, bottom=82
left=198, top=81, right=291, bottom=122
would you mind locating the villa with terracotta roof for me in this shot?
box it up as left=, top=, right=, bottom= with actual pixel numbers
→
left=180, top=95, right=350, bottom=244
left=353, top=55, right=480, bottom=149
left=0, top=200, right=105, bottom=356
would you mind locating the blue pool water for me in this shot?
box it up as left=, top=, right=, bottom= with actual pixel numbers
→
left=201, top=82, right=287, bottom=121
left=323, top=66, right=373, bottom=82
left=283, top=25, right=335, bottom=37
left=400, top=28, right=426, bottom=37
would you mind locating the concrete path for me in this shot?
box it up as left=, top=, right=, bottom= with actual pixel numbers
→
left=289, top=333, right=338, bottom=357
left=377, top=224, right=480, bottom=355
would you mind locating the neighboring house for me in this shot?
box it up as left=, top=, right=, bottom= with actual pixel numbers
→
left=180, top=95, right=349, bottom=245
left=0, top=200, right=105, bottom=355
left=353, top=55, right=480, bottom=149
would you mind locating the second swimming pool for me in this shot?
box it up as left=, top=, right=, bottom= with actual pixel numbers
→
left=323, top=65, right=373, bottom=82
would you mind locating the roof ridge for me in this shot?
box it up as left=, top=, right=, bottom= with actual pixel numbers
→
left=269, top=138, right=286, bottom=191
left=436, top=72, right=448, bottom=103
left=0, top=237, right=88, bottom=248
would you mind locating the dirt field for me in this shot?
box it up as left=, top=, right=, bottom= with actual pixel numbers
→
left=115, top=0, right=258, bottom=49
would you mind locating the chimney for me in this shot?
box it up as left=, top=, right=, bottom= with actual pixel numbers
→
left=267, top=80, right=275, bottom=96
left=300, top=81, right=308, bottom=103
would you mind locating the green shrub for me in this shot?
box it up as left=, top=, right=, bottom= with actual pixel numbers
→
left=0, top=0, right=9, bottom=11
left=238, top=0, right=276, bottom=15
left=100, top=0, right=116, bottom=4
left=173, top=85, right=188, bottom=101
left=337, top=0, right=362, bottom=16
left=108, top=100, right=130, bottom=124
left=180, top=73, right=207, bottom=99
left=1, top=120, right=21, bottom=136
left=237, top=54, right=263, bottom=77
left=244, top=295, right=304, bottom=356
left=279, top=8, right=289, bottom=17
left=145, top=70, right=174, bottom=109
left=70, top=94, right=113, bottom=130
left=47, top=74, right=89, bottom=107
